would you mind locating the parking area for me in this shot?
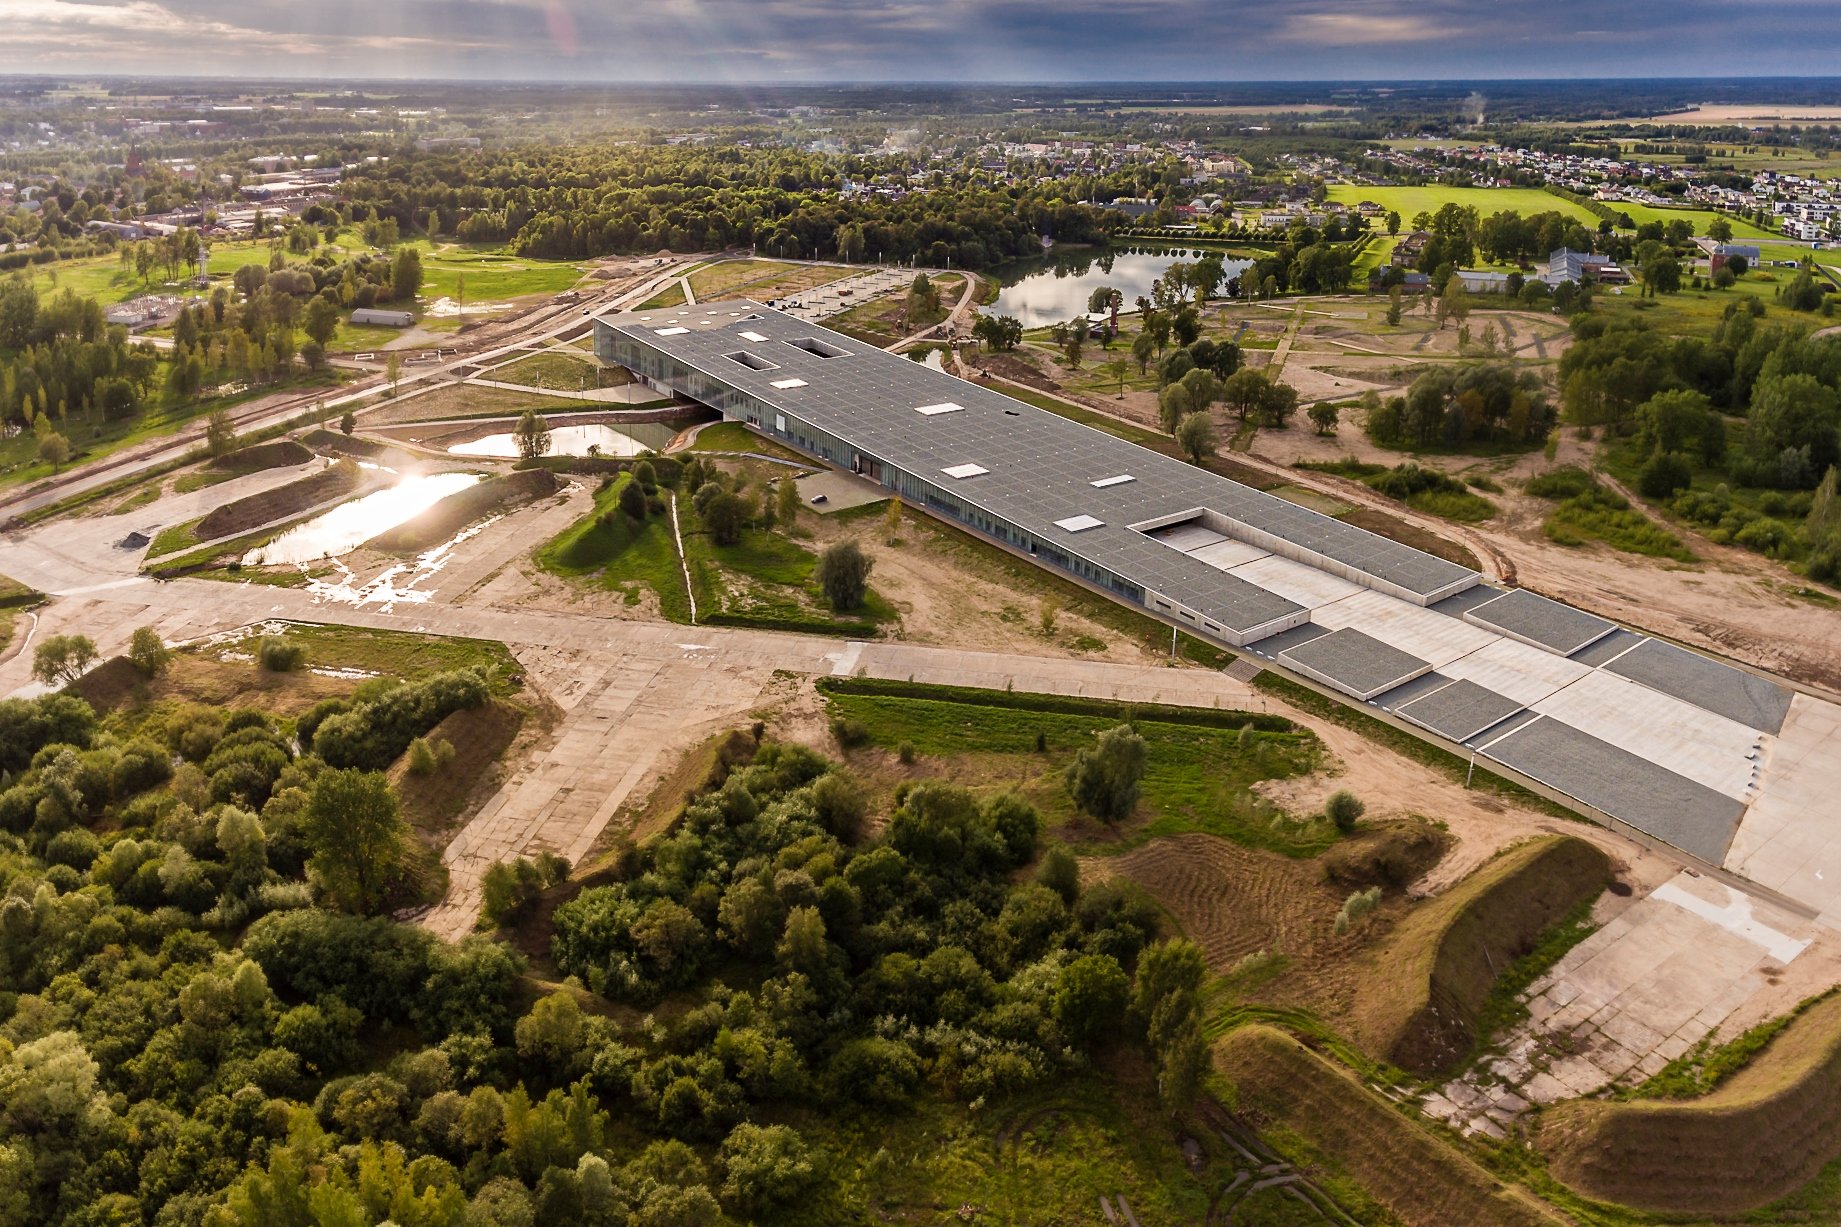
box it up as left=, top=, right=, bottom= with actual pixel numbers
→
left=769, top=268, right=920, bottom=321
left=794, top=469, right=890, bottom=514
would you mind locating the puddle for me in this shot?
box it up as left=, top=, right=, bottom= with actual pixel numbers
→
left=424, top=297, right=514, bottom=317
left=300, top=512, right=506, bottom=610
left=447, top=421, right=674, bottom=459
left=243, top=472, right=482, bottom=566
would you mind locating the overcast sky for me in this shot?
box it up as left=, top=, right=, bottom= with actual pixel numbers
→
left=5, top=0, right=1840, bottom=82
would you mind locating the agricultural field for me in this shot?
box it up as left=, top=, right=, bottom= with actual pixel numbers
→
left=1326, top=185, right=1602, bottom=228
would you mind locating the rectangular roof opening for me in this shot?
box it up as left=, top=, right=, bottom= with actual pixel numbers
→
left=1055, top=514, right=1104, bottom=533
left=654, top=326, right=689, bottom=336
left=770, top=377, right=808, bottom=390
left=785, top=337, right=849, bottom=359
left=914, top=402, right=964, bottom=416
left=725, top=350, right=779, bottom=371
left=1091, top=474, right=1135, bottom=488
left=942, top=463, right=989, bottom=479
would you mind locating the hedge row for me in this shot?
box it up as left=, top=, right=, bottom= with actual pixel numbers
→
left=815, top=675, right=1295, bottom=732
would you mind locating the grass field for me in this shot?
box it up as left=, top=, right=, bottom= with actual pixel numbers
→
left=1326, top=184, right=1774, bottom=241
left=535, top=473, right=691, bottom=619
left=818, top=680, right=1326, bottom=855
left=488, top=349, right=613, bottom=393
left=1600, top=200, right=1778, bottom=240
left=1327, top=185, right=1602, bottom=228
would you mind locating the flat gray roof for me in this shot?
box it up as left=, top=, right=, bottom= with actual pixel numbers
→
left=1481, top=717, right=1746, bottom=862
left=1397, top=679, right=1526, bottom=743
left=1279, top=627, right=1431, bottom=700
left=599, top=302, right=1477, bottom=635
left=1569, top=627, right=1645, bottom=667
left=1465, top=588, right=1616, bottom=656
left=1606, top=638, right=1793, bottom=734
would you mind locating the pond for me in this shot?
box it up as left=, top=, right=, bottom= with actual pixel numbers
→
left=447, top=421, right=677, bottom=459
left=987, top=245, right=1253, bottom=329
left=244, top=472, right=482, bottom=566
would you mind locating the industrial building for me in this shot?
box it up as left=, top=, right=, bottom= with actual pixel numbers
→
left=593, top=301, right=1841, bottom=904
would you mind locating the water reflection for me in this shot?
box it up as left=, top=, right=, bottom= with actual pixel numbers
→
left=447, top=422, right=675, bottom=459
left=244, top=472, right=482, bottom=566
left=989, top=245, right=1253, bottom=328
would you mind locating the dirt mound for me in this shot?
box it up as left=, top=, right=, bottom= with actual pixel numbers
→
left=1539, top=994, right=1841, bottom=1216
left=1350, top=835, right=1609, bottom=1075
left=302, top=428, right=387, bottom=458
left=195, top=464, right=357, bottom=541
left=388, top=699, right=528, bottom=840
left=1321, top=822, right=1449, bottom=889
left=1110, top=832, right=1378, bottom=1017
left=366, top=470, right=559, bottom=552
left=64, top=656, right=145, bottom=711
left=211, top=439, right=312, bottom=473
left=1216, top=1025, right=1565, bottom=1227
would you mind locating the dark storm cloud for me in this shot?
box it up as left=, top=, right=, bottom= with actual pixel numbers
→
left=3, top=0, right=1839, bottom=79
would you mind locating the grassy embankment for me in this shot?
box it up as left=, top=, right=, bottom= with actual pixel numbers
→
left=1349, top=835, right=1611, bottom=1075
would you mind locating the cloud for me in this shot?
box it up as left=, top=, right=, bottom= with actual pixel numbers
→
left=0, top=0, right=1836, bottom=80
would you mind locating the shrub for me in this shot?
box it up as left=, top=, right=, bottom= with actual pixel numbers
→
left=1638, top=450, right=1694, bottom=500
left=127, top=627, right=171, bottom=678
left=482, top=853, right=570, bottom=927
left=1064, top=724, right=1148, bottom=824
left=896, top=741, right=916, bottom=765
left=1325, top=790, right=1366, bottom=834
left=829, top=717, right=870, bottom=749
left=313, top=668, right=490, bottom=771
left=814, top=541, right=873, bottom=612
left=258, top=636, right=306, bottom=672
left=406, top=735, right=455, bottom=776
left=1525, top=466, right=1596, bottom=500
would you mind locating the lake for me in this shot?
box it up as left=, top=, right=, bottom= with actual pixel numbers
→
left=987, top=245, right=1253, bottom=328
left=244, top=472, right=482, bottom=566
left=447, top=421, right=677, bottom=459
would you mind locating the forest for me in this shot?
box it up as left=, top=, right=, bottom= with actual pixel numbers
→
left=0, top=644, right=1207, bottom=1225
left=334, top=146, right=1124, bottom=270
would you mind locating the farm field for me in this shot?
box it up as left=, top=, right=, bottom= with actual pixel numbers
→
left=1326, top=185, right=1601, bottom=228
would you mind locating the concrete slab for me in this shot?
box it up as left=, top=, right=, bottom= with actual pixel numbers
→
left=1309, top=588, right=1501, bottom=667
left=1150, top=521, right=1227, bottom=551
left=1439, top=636, right=1592, bottom=706
left=1228, top=552, right=1365, bottom=609
left=795, top=469, right=888, bottom=513
left=1724, top=694, right=1841, bottom=926
left=1531, top=669, right=1762, bottom=801
left=1187, top=537, right=1270, bottom=570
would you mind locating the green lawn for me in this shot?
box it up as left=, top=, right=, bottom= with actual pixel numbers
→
left=535, top=473, right=691, bottom=619
left=680, top=493, right=896, bottom=635
left=820, top=683, right=1328, bottom=855
left=1327, top=185, right=1601, bottom=228
left=1603, top=201, right=1778, bottom=240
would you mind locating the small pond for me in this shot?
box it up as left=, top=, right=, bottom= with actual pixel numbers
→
left=987, top=245, right=1253, bottom=328
left=244, top=472, right=482, bottom=566
left=447, top=421, right=677, bottom=459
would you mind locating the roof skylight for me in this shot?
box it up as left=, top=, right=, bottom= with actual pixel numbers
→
left=914, top=402, right=964, bottom=416
left=1054, top=515, right=1104, bottom=533
left=942, top=463, right=989, bottom=479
